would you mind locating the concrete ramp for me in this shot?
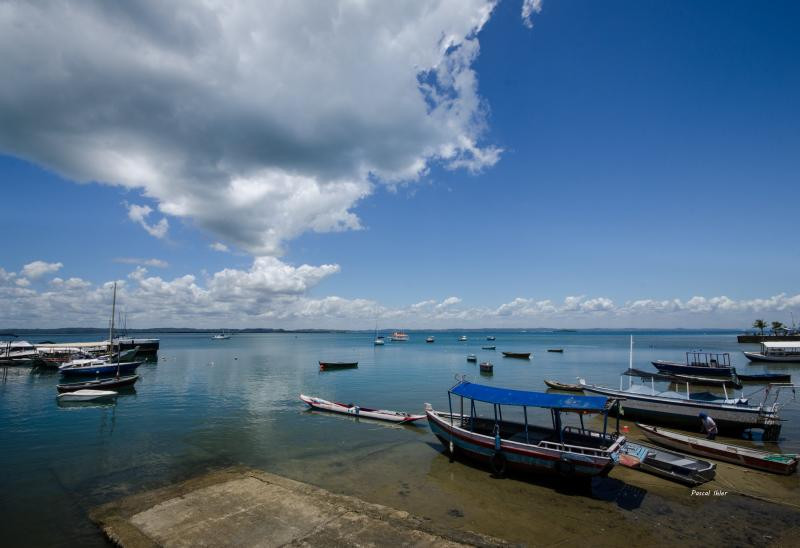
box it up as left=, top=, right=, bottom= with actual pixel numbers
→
left=90, top=468, right=507, bottom=547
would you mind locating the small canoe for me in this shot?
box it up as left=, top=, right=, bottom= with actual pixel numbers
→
left=479, top=361, right=493, bottom=373
left=544, top=379, right=583, bottom=392
left=619, top=441, right=716, bottom=486
left=319, top=361, right=358, bottom=370
left=638, top=424, right=798, bottom=475
left=57, top=374, right=139, bottom=393
left=547, top=349, right=564, bottom=353
left=466, top=354, right=477, bottom=362
left=737, top=373, right=791, bottom=383
left=57, top=389, right=118, bottom=402
left=481, top=345, right=496, bottom=350
left=300, top=394, right=426, bottom=423
left=502, top=352, right=531, bottom=359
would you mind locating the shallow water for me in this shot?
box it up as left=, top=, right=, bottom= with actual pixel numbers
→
left=1, top=330, right=798, bottom=545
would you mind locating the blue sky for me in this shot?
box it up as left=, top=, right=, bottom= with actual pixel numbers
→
left=1, top=1, right=798, bottom=328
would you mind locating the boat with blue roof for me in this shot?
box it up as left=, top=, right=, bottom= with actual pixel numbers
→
left=425, top=379, right=625, bottom=478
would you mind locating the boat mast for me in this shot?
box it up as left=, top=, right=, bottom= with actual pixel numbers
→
left=628, top=335, right=633, bottom=388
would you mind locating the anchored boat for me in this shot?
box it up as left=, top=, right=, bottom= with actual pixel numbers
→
left=425, top=380, right=625, bottom=478
left=544, top=380, right=583, bottom=392
left=502, top=352, right=531, bottom=359
left=652, top=352, right=734, bottom=377
left=744, top=341, right=800, bottom=363
left=318, top=361, right=358, bottom=370
left=300, top=395, right=425, bottom=423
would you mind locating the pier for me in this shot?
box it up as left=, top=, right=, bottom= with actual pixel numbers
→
left=90, top=468, right=507, bottom=547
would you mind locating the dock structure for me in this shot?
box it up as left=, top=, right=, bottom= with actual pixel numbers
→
left=90, top=468, right=507, bottom=548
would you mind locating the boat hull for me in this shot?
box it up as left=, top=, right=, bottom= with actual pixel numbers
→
left=743, top=351, right=800, bottom=363
left=652, top=361, right=733, bottom=377
left=426, top=410, right=618, bottom=479
left=502, top=352, right=531, bottom=359
left=300, top=395, right=425, bottom=423
left=638, top=424, right=798, bottom=475
left=544, top=380, right=583, bottom=392
left=57, top=374, right=139, bottom=393
left=59, top=361, right=143, bottom=377
left=318, top=361, right=358, bottom=370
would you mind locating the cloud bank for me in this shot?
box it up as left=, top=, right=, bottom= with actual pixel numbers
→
left=0, top=0, right=503, bottom=255
left=1, top=261, right=798, bottom=329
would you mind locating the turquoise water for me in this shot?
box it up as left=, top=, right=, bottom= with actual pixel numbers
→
left=1, top=330, right=798, bottom=545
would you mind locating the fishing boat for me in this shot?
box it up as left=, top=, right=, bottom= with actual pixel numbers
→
left=57, top=375, right=139, bottom=393
left=479, top=361, right=493, bottom=373
left=486, top=336, right=496, bottom=341
left=458, top=335, right=468, bottom=342
left=547, top=349, right=564, bottom=353
left=502, top=352, right=531, bottom=359
left=481, top=345, right=496, bottom=350
left=637, top=424, right=799, bottom=475
left=544, top=380, right=583, bottom=392
left=0, top=340, right=43, bottom=366
left=623, top=368, right=742, bottom=389
left=425, top=336, right=435, bottom=343
left=318, top=361, right=358, bottom=370
left=743, top=341, right=800, bottom=363
left=578, top=379, right=786, bottom=441
left=211, top=331, right=231, bottom=340
left=652, top=352, right=734, bottom=377
left=300, top=394, right=426, bottom=423
left=389, top=331, right=409, bottom=342
left=425, top=380, right=625, bottom=478
left=737, top=373, right=791, bottom=383
left=57, top=389, right=118, bottom=402
left=466, top=354, right=477, bottom=362
left=618, top=441, right=716, bottom=486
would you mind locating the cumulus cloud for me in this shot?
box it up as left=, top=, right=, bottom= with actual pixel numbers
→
left=521, top=0, right=543, bottom=28
left=21, top=260, right=62, bottom=279
left=127, top=204, right=169, bottom=239
left=209, top=242, right=229, bottom=253
left=0, top=1, right=506, bottom=256
left=114, top=257, right=169, bottom=268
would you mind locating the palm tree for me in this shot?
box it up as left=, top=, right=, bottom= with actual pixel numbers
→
left=753, top=319, right=767, bottom=336
left=771, top=321, right=785, bottom=335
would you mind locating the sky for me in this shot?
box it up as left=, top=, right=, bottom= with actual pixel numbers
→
left=1, top=0, right=798, bottom=329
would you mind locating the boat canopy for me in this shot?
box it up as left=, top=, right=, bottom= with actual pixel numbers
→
left=450, top=381, right=612, bottom=412
left=762, top=341, right=800, bottom=349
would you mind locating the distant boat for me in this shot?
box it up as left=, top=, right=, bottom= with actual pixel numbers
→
left=466, top=354, right=477, bottom=362
left=479, top=361, right=493, bottom=373
left=737, top=372, right=791, bottom=383
left=426, top=336, right=435, bottom=343
left=743, top=342, right=800, bottom=363
left=57, top=389, right=118, bottom=402
left=212, top=331, right=231, bottom=340
left=390, top=331, right=409, bottom=342
left=502, top=352, right=531, bottom=359
left=486, top=336, right=496, bottom=341
left=637, top=424, right=798, bottom=475
left=618, top=441, right=715, bottom=486
left=300, top=394, right=426, bottom=423
left=374, top=324, right=384, bottom=346
left=481, top=345, right=496, bottom=350
left=458, top=335, right=468, bottom=342
left=318, top=361, right=358, bottom=371
left=57, top=374, right=139, bottom=393
left=544, top=379, right=583, bottom=392
left=547, top=349, right=564, bottom=353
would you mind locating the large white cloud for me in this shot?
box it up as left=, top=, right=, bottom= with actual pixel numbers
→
left=21, top=261, right=63, bottom=279
left=0, top=0, right=504, bottom=255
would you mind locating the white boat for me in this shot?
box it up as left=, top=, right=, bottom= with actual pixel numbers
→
left=300, top=394, right=426, bottom=423
left=57, top=389, right=118, bottom=401
left=373, top=323, right=384, bottom=345
left=389, top=331, right=409, bottom=342
left=744, top=341, right=800, bottom=362
left=458, top=335, right=468, bottom=342
left=425, top=336, right=435, bottom=343
left=0, top=340, right=42, bottom=365
left=212, top=331, right=231, bottom=340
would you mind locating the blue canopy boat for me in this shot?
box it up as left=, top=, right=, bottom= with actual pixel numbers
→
left=425, top=379, right=625, bottom=478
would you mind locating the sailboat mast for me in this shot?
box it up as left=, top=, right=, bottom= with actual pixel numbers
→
left=109, top=282, right=117, bottom=356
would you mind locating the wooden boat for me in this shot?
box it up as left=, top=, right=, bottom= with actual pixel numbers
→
left=544, top=380, right=583, bottom=392
left=652, top=352, right=734, bottom=377
left=481, top=345, right=496, bottom=350
left=737, top=373, right=791, bottom=383
left=637, top=424, right=798, bottom=475
left=624, top=368, right=742, bottom=389
left=502, top=352, right=531, bottom=359
left=744, top=341, right=800, bottom=363
left=579, top=379, right=785, bottom=441
left=486, top=336, right=496, bottom=341
left=425, top=380, right=625, bottom=478
left=300, top=394, right=425, bottom=423
left=466, top=354, right=477, bottom=362
left=619, top=441, right=716, bottom=486
left=547, top=349, right=564, bottom=353
left=57, top=389, right=118, bottom=402
left=479, top=361, right=493, bottom=372
left=57, top=375, right=139, bottom=393
left=318, top=361, right=358, bottom=370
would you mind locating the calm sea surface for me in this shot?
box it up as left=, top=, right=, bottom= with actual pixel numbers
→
left=1, top=330, right=798, bottom=546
